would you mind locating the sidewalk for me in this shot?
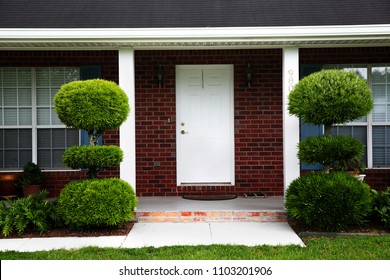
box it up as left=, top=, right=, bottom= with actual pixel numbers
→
left=0, top=222, right=304, bottom=252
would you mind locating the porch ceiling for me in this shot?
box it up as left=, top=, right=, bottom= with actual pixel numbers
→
left=1, top=25, right=390, bottom=50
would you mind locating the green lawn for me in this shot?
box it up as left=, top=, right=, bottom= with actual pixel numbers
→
left=0, top=235, right=389, bottom=260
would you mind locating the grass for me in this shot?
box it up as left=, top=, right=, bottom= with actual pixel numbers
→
left=0, top=235, right=389, bottom=260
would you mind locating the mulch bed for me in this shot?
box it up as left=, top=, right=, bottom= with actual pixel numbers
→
left=0, top=222, right=134, bottom=239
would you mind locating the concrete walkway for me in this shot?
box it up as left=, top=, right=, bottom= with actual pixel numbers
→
left=0, top=222, right=304, bottom=252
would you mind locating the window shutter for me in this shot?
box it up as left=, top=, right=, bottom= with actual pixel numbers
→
left=299, top=64, right=324, bottom=170
left=79, top=65, right=102, bottom=146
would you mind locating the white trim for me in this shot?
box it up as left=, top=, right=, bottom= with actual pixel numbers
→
left=0, top=25, right=389, bottom=49
left=283, top=47, right=300, bottom=194
left=118, top=49, right=136, bottom=191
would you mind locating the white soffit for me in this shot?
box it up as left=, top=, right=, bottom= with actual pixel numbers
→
left=0, top=25, right=389, bottom=49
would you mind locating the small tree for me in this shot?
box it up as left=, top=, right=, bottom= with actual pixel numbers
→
left=54, top=79, right=129, bottom=178
left=288, top=69, right=373, bottom=171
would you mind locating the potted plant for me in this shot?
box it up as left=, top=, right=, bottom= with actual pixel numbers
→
left=18, top=162, right=45, bottom=197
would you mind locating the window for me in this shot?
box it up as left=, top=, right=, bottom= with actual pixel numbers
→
left=0, top=67, right=80, bottom=170
left=326, top=65, right=390, bottom=168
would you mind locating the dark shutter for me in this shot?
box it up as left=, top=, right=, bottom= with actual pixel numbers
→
left=79, top=65, right=102, bottom=146
left=299, top=64, right=323, bottom=170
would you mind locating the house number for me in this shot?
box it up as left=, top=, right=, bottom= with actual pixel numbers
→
left=288, top=69, right=295, bottom=92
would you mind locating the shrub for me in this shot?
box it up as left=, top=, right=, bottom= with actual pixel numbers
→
left=288, top=69, right=373, bottom=134
left=371, top=187, right=390, bottom=229
left=285, top=172, right=372, bottom=232
left=298, top=135, right=364, bottom=171
left=0, top=190, right=59, bottom=237
left=54, top=79, right=130, bottom=145
left=57, top=178, right=137, bottom=230
left=63, top=146, right=124, bottom=178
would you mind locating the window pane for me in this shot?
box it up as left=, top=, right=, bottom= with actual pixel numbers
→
left=331, top=126, right=367, bottom=166
left=372, top=67, right=387, bottom=83
left=37, top=128, right=79, bottom=169
left=19, top=108, right=32, bottom=125
left=37, top=129, right=51, bottom=148
left=36, top=88, right=50, bottom=106
left=52, top=129, right=65, bottom=148
left=37, top=108, right=50, bottom=125
left=18, top=88, right=32, bottom=106
left=0, top=129, right=32, bottom=169
left=3, top=88, right=17, bottom=106
left=373, top=126, right=390, bottom=167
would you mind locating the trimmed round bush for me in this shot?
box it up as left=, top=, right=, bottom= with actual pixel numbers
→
left=288, top=69, right=373, bottom=129
left=285, top=172, right=372, bottom=232
left=54, top=79, right=129, bottom=133
left=57, top=178, right=137, bottom=230
left=63, top=145, right=123, bottom=178
left=298, top=135, right=364, bottom=170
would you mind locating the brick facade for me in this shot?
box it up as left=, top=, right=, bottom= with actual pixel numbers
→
left=135, top=49, right=284, bottom=196
left=1, top=47, right=389, bottom=197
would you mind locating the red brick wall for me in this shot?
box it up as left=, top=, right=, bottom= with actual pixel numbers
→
left=135, top=49, right=284, bottom=196
left=300, top=47, right=390, bottom=191
left=0, top=51, right=120, bottom=197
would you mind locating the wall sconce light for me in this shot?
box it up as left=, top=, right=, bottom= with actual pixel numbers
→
left=156, top=65, right=164, bottom=88
left=246, top=63, right=252, bottom=87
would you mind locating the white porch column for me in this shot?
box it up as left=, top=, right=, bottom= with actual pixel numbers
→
left=119, top=48, right=136, bottom=191
left=282, top=47, right=300, bottom=195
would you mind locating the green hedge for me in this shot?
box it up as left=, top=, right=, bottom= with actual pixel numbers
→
left=298, top=135, right=364, bottom=170
left=63, top=145, right=123, bottom=169
left=54, top=79, right=129, bottom=133
left=57, top=178, right=137, bottom=230
left=288, top=69, right=373, bottom=128
left=372, top=187, right=390, bottom=229
left=285, top=172, right=372, bottom=232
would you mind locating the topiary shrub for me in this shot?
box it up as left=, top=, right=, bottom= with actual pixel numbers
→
left=298, top=135, right=364, bottom=171
left=54, top=79, right=129, bottom=145
left=371, top=187, right=390, bottom=229
left=57, top=178, right=137, bottom=230
left=285, top=172, right=372, bottom=232
left=288, top=69, right=373, bottom=135
left=63, top=146, right=123, bottom=178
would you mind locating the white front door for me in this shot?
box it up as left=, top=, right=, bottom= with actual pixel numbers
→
left=176, top=65, right=234, bottom=185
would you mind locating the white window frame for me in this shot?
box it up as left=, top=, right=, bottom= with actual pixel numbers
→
left=0, top=67, right=80, bottom=171
left=328, top=64, right=390, bottom=169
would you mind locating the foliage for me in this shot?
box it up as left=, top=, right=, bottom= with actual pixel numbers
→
left=54, top=79, right=129, bottom=145
left=298, top=135, right=364, bottom=171
left=371, top=187, right=390, bottom=228
left=17, top=161, right=44, bottom=186
left=63, top=146, right=124, bottom=178
left=288, top=69, right=373, bottom=134
left=285, top=172, right=372, bottom=232
left=57, top=178, right=137, bottom=230
left=0, top=190, right=59, bottom=237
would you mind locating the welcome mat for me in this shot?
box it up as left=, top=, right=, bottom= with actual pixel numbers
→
left=182, top=194, right=237, bottom=201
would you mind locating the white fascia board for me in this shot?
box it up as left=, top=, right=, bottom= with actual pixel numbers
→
left=0, top=24, right=389, bottom=43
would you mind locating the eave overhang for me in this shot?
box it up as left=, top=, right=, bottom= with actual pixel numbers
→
left=0, top=25, right=389, bottom=50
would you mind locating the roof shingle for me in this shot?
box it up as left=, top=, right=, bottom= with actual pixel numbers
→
left=0, top=0, right=389, bottom=28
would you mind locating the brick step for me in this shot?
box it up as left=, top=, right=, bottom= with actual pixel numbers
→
left=136, top=210, right=287, bottom=223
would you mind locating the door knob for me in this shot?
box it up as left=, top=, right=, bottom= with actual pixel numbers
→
left=181, top=130, right=186, bottom=134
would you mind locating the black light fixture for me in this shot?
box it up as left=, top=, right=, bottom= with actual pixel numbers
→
left=246, top=63, right=252, bottom=87
left=156, top=65, right=164, bottom=88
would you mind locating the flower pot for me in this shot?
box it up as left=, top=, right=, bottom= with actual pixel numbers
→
left=22, top=184, right=41, bottom=197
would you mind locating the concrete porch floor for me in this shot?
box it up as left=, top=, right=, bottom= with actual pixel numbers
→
left=136, top=196, right=285, bottom=212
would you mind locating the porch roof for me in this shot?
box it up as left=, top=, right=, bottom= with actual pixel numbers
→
left=0, top=0, right=389, bottom=49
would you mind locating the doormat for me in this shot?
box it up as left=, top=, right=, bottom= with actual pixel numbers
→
left=182, top=194, right=237, bottom=201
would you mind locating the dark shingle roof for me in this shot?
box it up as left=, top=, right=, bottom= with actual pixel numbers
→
left=0, top=0, right=389, bottom=28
